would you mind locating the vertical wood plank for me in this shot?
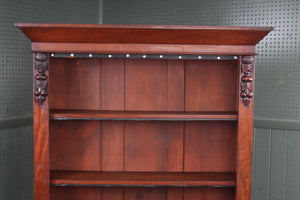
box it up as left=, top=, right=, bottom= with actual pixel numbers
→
left=50, top=121, right=101, bottom=171
left=167, top=187, right=183, bottom=200
left=184, top=187, right=235, bottom=200
left=49, top=58, right=101, bottom=110
left=101, top=121, right=124, bottom=171
left=125, top=59, right=168, bottom=111
left=285, top=130, right=300, bottom=200
left=125, top=121, right=183, bottom=172
left=125, top=187, right=166, bottom=200
left=25, top=125, right=34, bottom=200
left=185, top=60, right=237, bottom=111
left=34, top=53, right=49, bottom=200
left=184, top=121, right=236, bottom=172
left=269, top=129, right=287, bottom=200
left=167, top=60, right=184, bottom=111
left=100, top=58, right=124, bottom=110
left=102, top=187, right=123, bottom=200
left=50, top=186, right=101, bottom=200
left=252, top=128, right=271, bottom=200
left=236, top=56, right=254, bottom=200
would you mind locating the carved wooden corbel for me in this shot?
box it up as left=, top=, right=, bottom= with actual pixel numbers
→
left=240, top=56, right=254, bottom=106
left=34, top=53, right=48, bottom=105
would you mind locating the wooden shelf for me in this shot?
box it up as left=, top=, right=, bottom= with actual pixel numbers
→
left=50, top=171, right=236, bottom=187
left=50, top=110, right=237, bottom=121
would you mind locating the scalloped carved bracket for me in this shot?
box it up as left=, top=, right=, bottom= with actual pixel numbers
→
left=240, top=56, right=254, bottom=106
left=34, top=53, right=48, bottom=105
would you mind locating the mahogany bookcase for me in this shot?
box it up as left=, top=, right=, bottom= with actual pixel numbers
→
left=15, top=23, right=272, bottom=200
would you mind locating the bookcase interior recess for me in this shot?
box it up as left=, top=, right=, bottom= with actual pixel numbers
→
left=48, top=57, right=237, bottom=199
left=15, top=23, right=273, bottom=200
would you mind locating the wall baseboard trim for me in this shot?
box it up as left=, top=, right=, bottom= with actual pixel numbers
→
left=0, top=115, right=299, bottom=131
left=0, top=115, right=33, bottom=129
left=254, top=118, right=300, bottom=131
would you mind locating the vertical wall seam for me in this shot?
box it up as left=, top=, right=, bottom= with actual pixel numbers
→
left=268, top=128, right=272, bottom=200
left=252, top=128, right=256, bottom=200
left=0, top=130, right=2, bottom=200
left=284, top=130, right=288, bottom=200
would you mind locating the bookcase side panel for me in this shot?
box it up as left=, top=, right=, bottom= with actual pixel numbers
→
left=33, top=53, right=49, bottom=200
left=235, top=56, right=255, bottom=200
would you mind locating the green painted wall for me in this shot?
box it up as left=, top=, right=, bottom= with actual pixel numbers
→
left=0, top=0, right=100, bottom=199
left=253, top=128, right=300, bottom=200
left=0, top=126, right=33, bottom=200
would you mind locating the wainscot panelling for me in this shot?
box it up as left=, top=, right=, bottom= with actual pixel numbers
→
left=0, top=125, right=33, bottom=200
left=253, top=127, right=300, bottom=200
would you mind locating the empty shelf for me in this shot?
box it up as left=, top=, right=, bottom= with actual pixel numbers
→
left=50, top=171, right=236, bottom=187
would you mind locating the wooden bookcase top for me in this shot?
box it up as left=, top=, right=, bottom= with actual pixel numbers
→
left=15, top=23, right=273, bottom=45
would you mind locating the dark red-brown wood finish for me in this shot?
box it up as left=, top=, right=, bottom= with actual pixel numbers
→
left=33, top=53, right=49, bottom=200
left=16, top=23, right=273, bottom=200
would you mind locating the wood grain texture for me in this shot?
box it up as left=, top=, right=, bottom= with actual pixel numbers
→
left=167, top=188, right=183, bottom=200
left=17, top=24, right=274, bottom=200
left=50, top=186, right=101, bottom=200
left=101, top=121, right=124, bottom=171
left=185, top=60, right=238, bottom=111
left=50, top=120, right=101, bottom=171
left=184, top=187, right=235, bottom=200
left=50, top=171, right=236, bottom=186
left=125, top=121, right=183, bottom=172
left=33, top=53, right=49, bottom=200
left=184, top=121, right=236, bottom=172
left=125, top=59, right=169, bottom=111
left=15, top=23, right=273, bottom=45
left=100, top=59, right=124, bottom=110
left=49, top=58, right=101, bottom=110
left=167, top=60, right=185, bottom=111
left=125, top=187, right=166, bottom=200
left=102, top=187, right=123, bottom=200
left=32, top=43, right=257, bottom=55
left=235, top=56, right=254, bottom=200
left=50, top=110, right=238, bottom=120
